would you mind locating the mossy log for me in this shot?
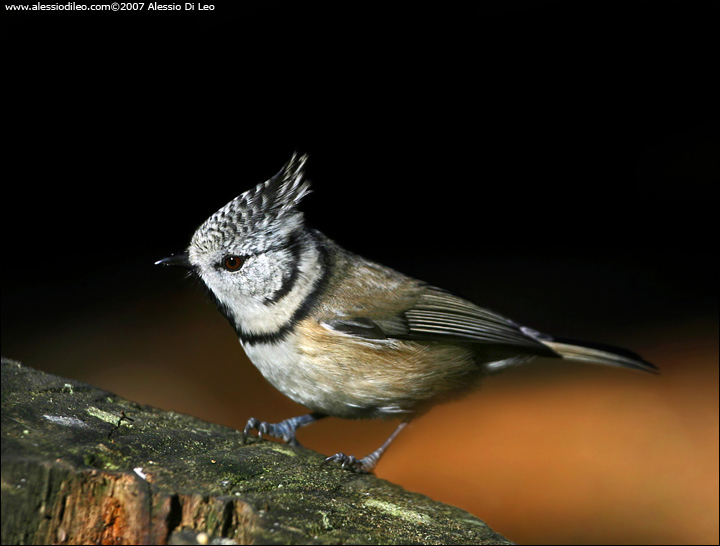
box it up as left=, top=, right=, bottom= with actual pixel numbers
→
left=1, top=358, right=511, bottom=545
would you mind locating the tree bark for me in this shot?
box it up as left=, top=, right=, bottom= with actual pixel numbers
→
left=1, top=358, right=511, bottom=545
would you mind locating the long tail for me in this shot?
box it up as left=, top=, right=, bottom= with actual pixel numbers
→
left=519, top=326, right=658, bottom=373
left=542, top=337, right=658, bottom=374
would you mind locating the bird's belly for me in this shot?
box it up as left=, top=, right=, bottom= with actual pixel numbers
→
left=242, top=325, right=479, bottom=419
left=241, top=336, right=392, bottom=418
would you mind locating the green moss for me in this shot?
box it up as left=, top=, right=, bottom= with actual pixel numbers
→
left=364, top=499, right=433, bottom=526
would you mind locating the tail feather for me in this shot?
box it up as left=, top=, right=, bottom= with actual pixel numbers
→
left=541, top=337, right=658, bottom=374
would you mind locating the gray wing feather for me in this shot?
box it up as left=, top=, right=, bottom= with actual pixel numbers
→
left=327, top=286, right=558, bottom=357
left=404, top=288, right=556, bottom=355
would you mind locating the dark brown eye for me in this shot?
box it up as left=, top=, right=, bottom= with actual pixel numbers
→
left=223, top=256, right=245, bottom=271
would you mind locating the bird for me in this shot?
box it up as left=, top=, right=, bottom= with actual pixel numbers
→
left=156, top=153, right=657, bottom=473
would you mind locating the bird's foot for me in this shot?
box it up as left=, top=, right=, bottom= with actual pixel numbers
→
left=322, top=452, right=376, bottom=474
left=242, top=417, right=302, bottom=446
left=321, top=421, right=409, bottom=473
left=242, top=413, right=326, bottom=447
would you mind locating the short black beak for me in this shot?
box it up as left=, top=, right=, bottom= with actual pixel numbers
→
left=155, top=252, right=192, bottom=268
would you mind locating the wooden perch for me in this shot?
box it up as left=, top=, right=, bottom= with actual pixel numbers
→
left=1, top=358, right=511, bottom=545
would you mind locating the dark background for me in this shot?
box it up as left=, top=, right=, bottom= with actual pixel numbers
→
left=2, top=2, right=718, bottom=544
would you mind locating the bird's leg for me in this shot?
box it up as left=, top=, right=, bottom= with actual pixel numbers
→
left=243, top=412, right=326, bottom=447
left=323, top=420, right=409, bottom=473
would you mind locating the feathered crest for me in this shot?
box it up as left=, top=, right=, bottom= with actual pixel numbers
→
left=190, top=153, right=312, bottom=254
left=241, top=152, right=311, bottom=216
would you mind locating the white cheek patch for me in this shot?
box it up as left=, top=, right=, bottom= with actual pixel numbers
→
left=237, top=254, right=287, bottom=300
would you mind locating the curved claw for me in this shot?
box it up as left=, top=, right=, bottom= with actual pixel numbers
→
left=242, top=414, right=325, bottom=447
left=242, top=417, right=263, bottom=443
left=322, top=452, right=372, bottom=474
left=243, top=418, right=278, bottom=443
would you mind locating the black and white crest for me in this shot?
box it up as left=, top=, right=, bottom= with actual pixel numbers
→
left=190, top=153, right=312, bottom=256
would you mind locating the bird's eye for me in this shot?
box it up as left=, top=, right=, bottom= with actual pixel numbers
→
left=222, top=256, right=245, bottom=271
